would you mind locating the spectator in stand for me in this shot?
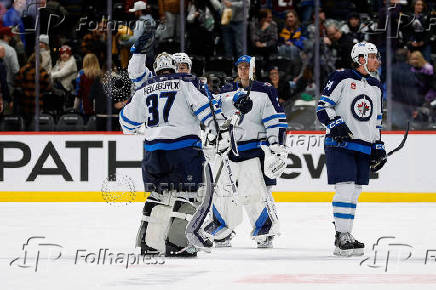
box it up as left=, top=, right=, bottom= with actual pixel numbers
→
left=278, top=10, right=306, bottom=61
left=2, top=0, right=27, bottom=49
left=409, top=50, right=436, bottom=104
left=186, top=0, right=217, bottom=57
left=74, top=54, right=102, bottom=121
left=325, top=22, right=355, bottom=70
left=404, top=0, right=432, bottom=62
left=81, top=21, right=106, bottom=68
left=249, top=9, right=278, bottom=59
left=39, top=34, right=52, bottom=74
left=391, top=48, right=421, bottom=129
left=268, top=66, right=291, bottom=106
left=158, top=0, right=182, bottom=41
left=298, top=0, right=315, bottom=26
left=14, top=53, right=51, bottom=127
left=0, top=26, right=19, bottom=98
left=0, top=46, right=10, bottom=111
left=51, top=45, right=77, bottom=93
left=340, top=12, right=369, bottom=44
left=0, top=46, right=5, bottom=114
left=306, top=8, right=327, bottom=44
left=219, top=0, right=250, bottom=59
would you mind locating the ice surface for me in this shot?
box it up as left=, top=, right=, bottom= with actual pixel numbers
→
left=2, top=202, right=436, bottom=290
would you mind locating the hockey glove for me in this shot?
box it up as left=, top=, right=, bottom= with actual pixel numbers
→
left=130, top=31, right=155, bottom=54
left=233, top=91, right=253, bottom=114
left=206, top=130, right=231, bottom=154
left=370, top=141, right=387, bottom=172
left=261, top=144, right=287, bottom=179
left=327, top=117, right=353, bottom=143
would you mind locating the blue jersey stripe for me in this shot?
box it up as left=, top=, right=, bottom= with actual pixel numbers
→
left=122, top=124, right=137, bottom=131
left=320, top=96, right=336, bottom=106
left=238, top=140, right=268, bottom=151
left=144, top=138, right=201, bottom=151
left=194, top=103, right=210, bottom=116
left=266, top=123, right=288, bottom=129
left=201, top=112, right=213, bottom=123
left=262, top=114, right=287, bottom=123
left=120, top=109, right=142, bottom=127
left=324, top=137, right=371, bottom=155
left=131, top=70, right=149, bottom=83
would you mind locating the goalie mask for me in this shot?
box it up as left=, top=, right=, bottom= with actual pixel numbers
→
left=153, top=52, right=177, bottom=74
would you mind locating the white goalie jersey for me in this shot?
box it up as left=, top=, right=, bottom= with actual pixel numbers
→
left=120, top=73, right=221, bottom=151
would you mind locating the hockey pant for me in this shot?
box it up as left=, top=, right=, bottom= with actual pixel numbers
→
left=207, top=157, right=280, bottom=242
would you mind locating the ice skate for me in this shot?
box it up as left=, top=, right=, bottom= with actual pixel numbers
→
left=333, top=232, right=354, bottom=257
left=256, top=235, right=274, bottom=248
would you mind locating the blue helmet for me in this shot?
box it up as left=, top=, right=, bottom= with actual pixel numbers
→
left=235, top=55, right=252, bottom=66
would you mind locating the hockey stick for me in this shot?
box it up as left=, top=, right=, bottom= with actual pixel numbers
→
left=229, top=57, right=255, bottom=156
left=202, top=83, right=239, bottom=202
left=371, top=121, right=409, bottom=172
left=387, top=121, right=409, bottom=157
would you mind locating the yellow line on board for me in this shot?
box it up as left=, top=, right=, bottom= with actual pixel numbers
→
left=1, top=191, right=436, bottom=202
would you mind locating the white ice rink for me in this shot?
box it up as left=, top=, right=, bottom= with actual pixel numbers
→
left=2, top=202, right=436, bottom=290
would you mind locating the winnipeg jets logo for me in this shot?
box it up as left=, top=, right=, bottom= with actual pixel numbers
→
left=325, top=80, right=334, bottom=91
left=351, top=94, right=373, bottom=121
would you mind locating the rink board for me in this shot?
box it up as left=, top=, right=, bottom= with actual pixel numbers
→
left=0, top=131, right=435, bottom=202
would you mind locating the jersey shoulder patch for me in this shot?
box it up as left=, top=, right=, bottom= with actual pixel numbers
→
left=322, top=70, right=356, bottom=96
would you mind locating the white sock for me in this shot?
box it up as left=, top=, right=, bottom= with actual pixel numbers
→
left=333, top=182, right=356, bottom=233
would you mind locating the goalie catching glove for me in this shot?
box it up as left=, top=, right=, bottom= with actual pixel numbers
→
left=261, top=144, right=287, bottom=179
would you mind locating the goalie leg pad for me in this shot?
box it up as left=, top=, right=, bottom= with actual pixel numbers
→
left=144, top=204, right=173, bottom=253
left=167, top=201, right=196, bottom=249
left=136, top=195, right=161, bottom=248
left=237, top=158, right=280, bottom=239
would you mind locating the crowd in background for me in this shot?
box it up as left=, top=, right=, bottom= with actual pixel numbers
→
left=0, top=0, right=435, bottom=131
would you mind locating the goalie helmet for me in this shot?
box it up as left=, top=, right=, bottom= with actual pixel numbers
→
left=173, top=52, right=192, bottom=71
left=153, top=52, right=176, bottom=74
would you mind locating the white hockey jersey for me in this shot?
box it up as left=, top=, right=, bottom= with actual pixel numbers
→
left=128, top=54, right=154, bottom=90
left=317, top=69, right=383, bottom=154
left=216, top=81, right=288, bottom=160
left=120, top=73, right=221, bottom=151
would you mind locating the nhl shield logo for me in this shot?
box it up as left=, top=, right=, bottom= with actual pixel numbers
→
left=351, top=94, right=373, bottom=121
left=351, top=82, right=356, bottom=89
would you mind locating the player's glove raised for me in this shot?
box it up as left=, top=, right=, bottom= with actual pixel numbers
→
left=327, top=117, right=353, bottom=143
left=233, top=91, right=253, bottom=114
left=130, top=31, right=155, bottom=54
left=261, top=144, right=287, bottom=179
left=370, top=141, right=387, bottom=172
